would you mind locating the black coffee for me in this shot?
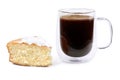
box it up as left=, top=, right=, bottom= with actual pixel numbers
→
left=60, top=15, right=94, bottom=57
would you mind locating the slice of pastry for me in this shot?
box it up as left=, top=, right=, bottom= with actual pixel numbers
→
left=6, top=36, right=52, bottom=67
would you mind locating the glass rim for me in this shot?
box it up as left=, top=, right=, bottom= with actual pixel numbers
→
left=59, top=8, right=95, bottom=14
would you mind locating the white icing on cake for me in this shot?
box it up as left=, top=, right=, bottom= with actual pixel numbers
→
left=20, top=36, right=50, bottom=47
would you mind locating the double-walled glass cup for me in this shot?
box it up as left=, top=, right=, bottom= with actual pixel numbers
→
left=57, top=8, right=113, bottom=63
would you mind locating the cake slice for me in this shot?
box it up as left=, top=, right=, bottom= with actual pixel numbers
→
left=6, top=36, right=52, bottom=67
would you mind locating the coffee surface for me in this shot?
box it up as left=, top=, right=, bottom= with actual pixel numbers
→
left=60, top=15, right=94, bottom=57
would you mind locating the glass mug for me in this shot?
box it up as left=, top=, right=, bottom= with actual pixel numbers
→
left=57, top=8, right=113, bottom=63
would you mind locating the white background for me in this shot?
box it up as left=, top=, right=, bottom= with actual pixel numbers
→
left=0, top=0, right=119, bottom=80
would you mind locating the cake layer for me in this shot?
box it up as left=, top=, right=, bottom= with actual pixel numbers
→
left=7, top=36, right=52, bottom=67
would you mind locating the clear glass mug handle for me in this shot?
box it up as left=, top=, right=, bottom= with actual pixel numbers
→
left=96, top=17, right=113, bottom=49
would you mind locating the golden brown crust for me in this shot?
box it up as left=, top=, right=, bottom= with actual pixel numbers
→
left=7, top=37, right=52, bottom=67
